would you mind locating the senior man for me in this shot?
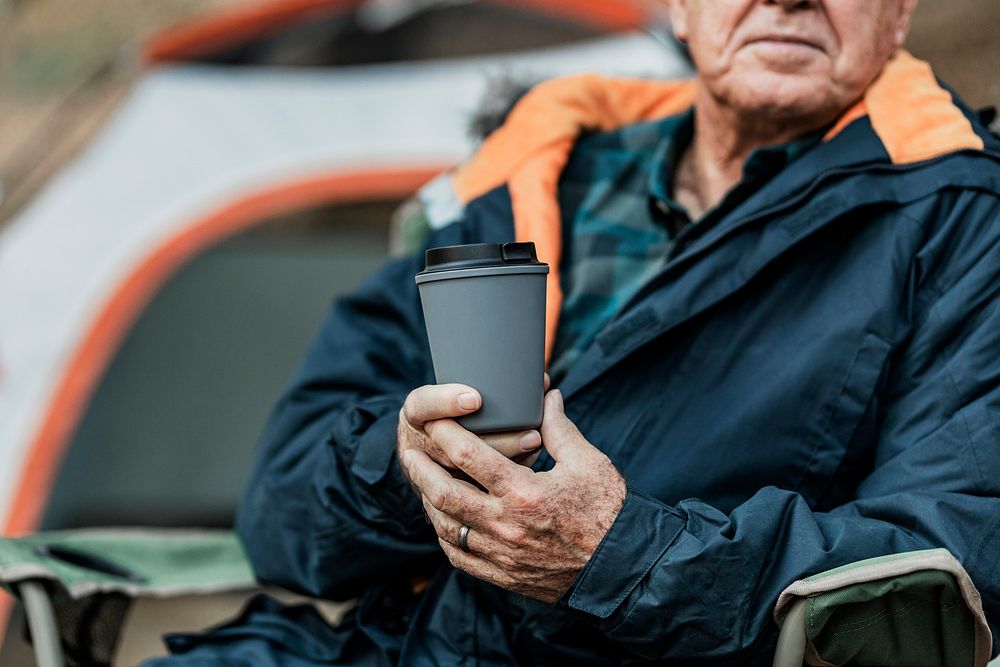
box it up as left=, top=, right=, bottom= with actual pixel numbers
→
left=152, top=0, right=1000, bottom=664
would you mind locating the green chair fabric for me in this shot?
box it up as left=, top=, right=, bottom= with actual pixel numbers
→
left=1, top=533, right=993, bottom=666
left=0, top=529, right=257, bottom=666
left=0, top=529, right=255, bottom=599
left=774, top=548, right=993, bottom=667
left=807, top=569, right=973, bottom=665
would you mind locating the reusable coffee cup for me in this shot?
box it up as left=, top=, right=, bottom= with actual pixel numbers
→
left=415, top=242, right=548, bottom=434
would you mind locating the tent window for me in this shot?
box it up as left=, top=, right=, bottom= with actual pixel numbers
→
left=41, top=202, right=398, bottom=529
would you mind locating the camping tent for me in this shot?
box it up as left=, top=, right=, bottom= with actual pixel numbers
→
left=0, top=0, right=692, bottom=538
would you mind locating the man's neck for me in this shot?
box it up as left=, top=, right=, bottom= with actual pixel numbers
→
left=674, top=86, right=834, bottom=220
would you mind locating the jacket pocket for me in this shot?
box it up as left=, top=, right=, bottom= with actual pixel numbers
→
left=792, top=331, right=892, bottom=504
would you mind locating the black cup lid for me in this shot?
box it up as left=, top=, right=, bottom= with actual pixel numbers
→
left=420, top=242, right=544, bottom=273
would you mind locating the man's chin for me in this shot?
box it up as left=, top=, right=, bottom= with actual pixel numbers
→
left=718, top=71, right=841, bottom=124
left=741, top=42, right=829, bottom=73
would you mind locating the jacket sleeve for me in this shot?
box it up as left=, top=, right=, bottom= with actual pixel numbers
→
left=235, top=222, right=466, bottom=600
left=558, top=190, right=1000, bottom=661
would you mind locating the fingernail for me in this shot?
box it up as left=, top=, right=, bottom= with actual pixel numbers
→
left=551, top=389, right=564, bottom=410
left=457, top=392, right=480, bottom=411
left=519, top=431, right=541, bottom=449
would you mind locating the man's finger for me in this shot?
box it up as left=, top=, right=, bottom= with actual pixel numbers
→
left=421, top=495, right=489, bottom=553
left=402, top=384, right=481, bottom=427
left=438, top=538, right=515, bottom=591
left=539, top=390, right=588, bottom=463
left=480, top=430, right=541, bottom=460
left=404, top=449, right=498, bottom=522
left=425, top=420, right=531, bottom=496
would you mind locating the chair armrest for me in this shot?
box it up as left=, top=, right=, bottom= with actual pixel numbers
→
left=773, top=548, right=992, bottom=667
left=17, top=580, right=65, bottom=667
left=0, top=528, right=256, bottom=600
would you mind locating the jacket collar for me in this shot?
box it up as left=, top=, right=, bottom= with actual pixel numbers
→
left=445, top=51, right=986, bottom=362
left=555, top=150, right=1000, bottom=402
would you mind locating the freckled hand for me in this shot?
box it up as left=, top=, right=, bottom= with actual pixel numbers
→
left=401, top=390, right=627, bottom=604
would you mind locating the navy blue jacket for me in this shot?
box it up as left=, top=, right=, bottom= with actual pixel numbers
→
left=220, top=103, right=1000, bottom=665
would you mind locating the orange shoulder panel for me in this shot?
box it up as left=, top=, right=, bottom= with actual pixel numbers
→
left=826, top=50, right=984, bottom=163
left=452, top=75, right=696, bottom=204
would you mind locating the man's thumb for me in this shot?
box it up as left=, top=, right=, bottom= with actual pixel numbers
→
left=540, top=389, right=583, bottom=461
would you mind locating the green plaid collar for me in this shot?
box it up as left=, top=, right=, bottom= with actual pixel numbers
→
left=648, top=109, right=824, bottom=234
left=647, top=109, right=695, bottom=224
left=549, top=110, right=824, bottom=381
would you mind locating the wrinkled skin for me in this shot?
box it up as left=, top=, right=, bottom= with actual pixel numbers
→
left=666, top=0, right=920, bottom=216
left=400, top=390, right=627, bottom=603
left=667, top=0, right=919, bottom=124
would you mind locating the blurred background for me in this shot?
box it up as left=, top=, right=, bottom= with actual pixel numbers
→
left=0, top=0, right=997, bottom=663
left=3, top=0, right=999, bottom=225
left=0, top=0, right=693, bottom=536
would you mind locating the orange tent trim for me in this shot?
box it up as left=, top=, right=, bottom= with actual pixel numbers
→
left=143, top=0, right=648, bottom=65
left=3, top=166, right=446, bottom=538
left=144, top=0, right=360, bottom=64
left=489, top=0, right=645, bottom=32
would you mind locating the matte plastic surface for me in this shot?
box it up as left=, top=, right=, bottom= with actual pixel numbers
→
left=417, top=266, right=547, bottom=433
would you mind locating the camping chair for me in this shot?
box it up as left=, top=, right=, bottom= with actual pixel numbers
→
left=772, top=549, right=994, bottom=667
left=1, top=533, right=995, bottom=667
left=0, top=529, right=257, bottom=666
left=0, top=198, right=428, bottom=667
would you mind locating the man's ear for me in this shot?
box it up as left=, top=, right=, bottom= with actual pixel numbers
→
left=662, top=0, right=691, bottom=43
left=893, top=0, right=919, bottom=48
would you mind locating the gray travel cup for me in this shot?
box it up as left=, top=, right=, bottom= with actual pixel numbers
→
left=415, top=242, right=548, bottom=434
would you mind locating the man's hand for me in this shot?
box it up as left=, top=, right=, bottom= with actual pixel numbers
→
left=399, top=389, right=627, bottom=604
left=397, top=381, right=546, bottom=480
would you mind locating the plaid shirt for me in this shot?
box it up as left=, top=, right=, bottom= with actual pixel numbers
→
left=549, top=110, right=822, bottom=380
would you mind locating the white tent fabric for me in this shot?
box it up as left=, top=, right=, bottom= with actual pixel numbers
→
left=0, top=32, right=690, bottom=531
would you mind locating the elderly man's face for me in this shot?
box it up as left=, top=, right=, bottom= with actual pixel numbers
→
left=668, top=0, right=918, bottom=122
